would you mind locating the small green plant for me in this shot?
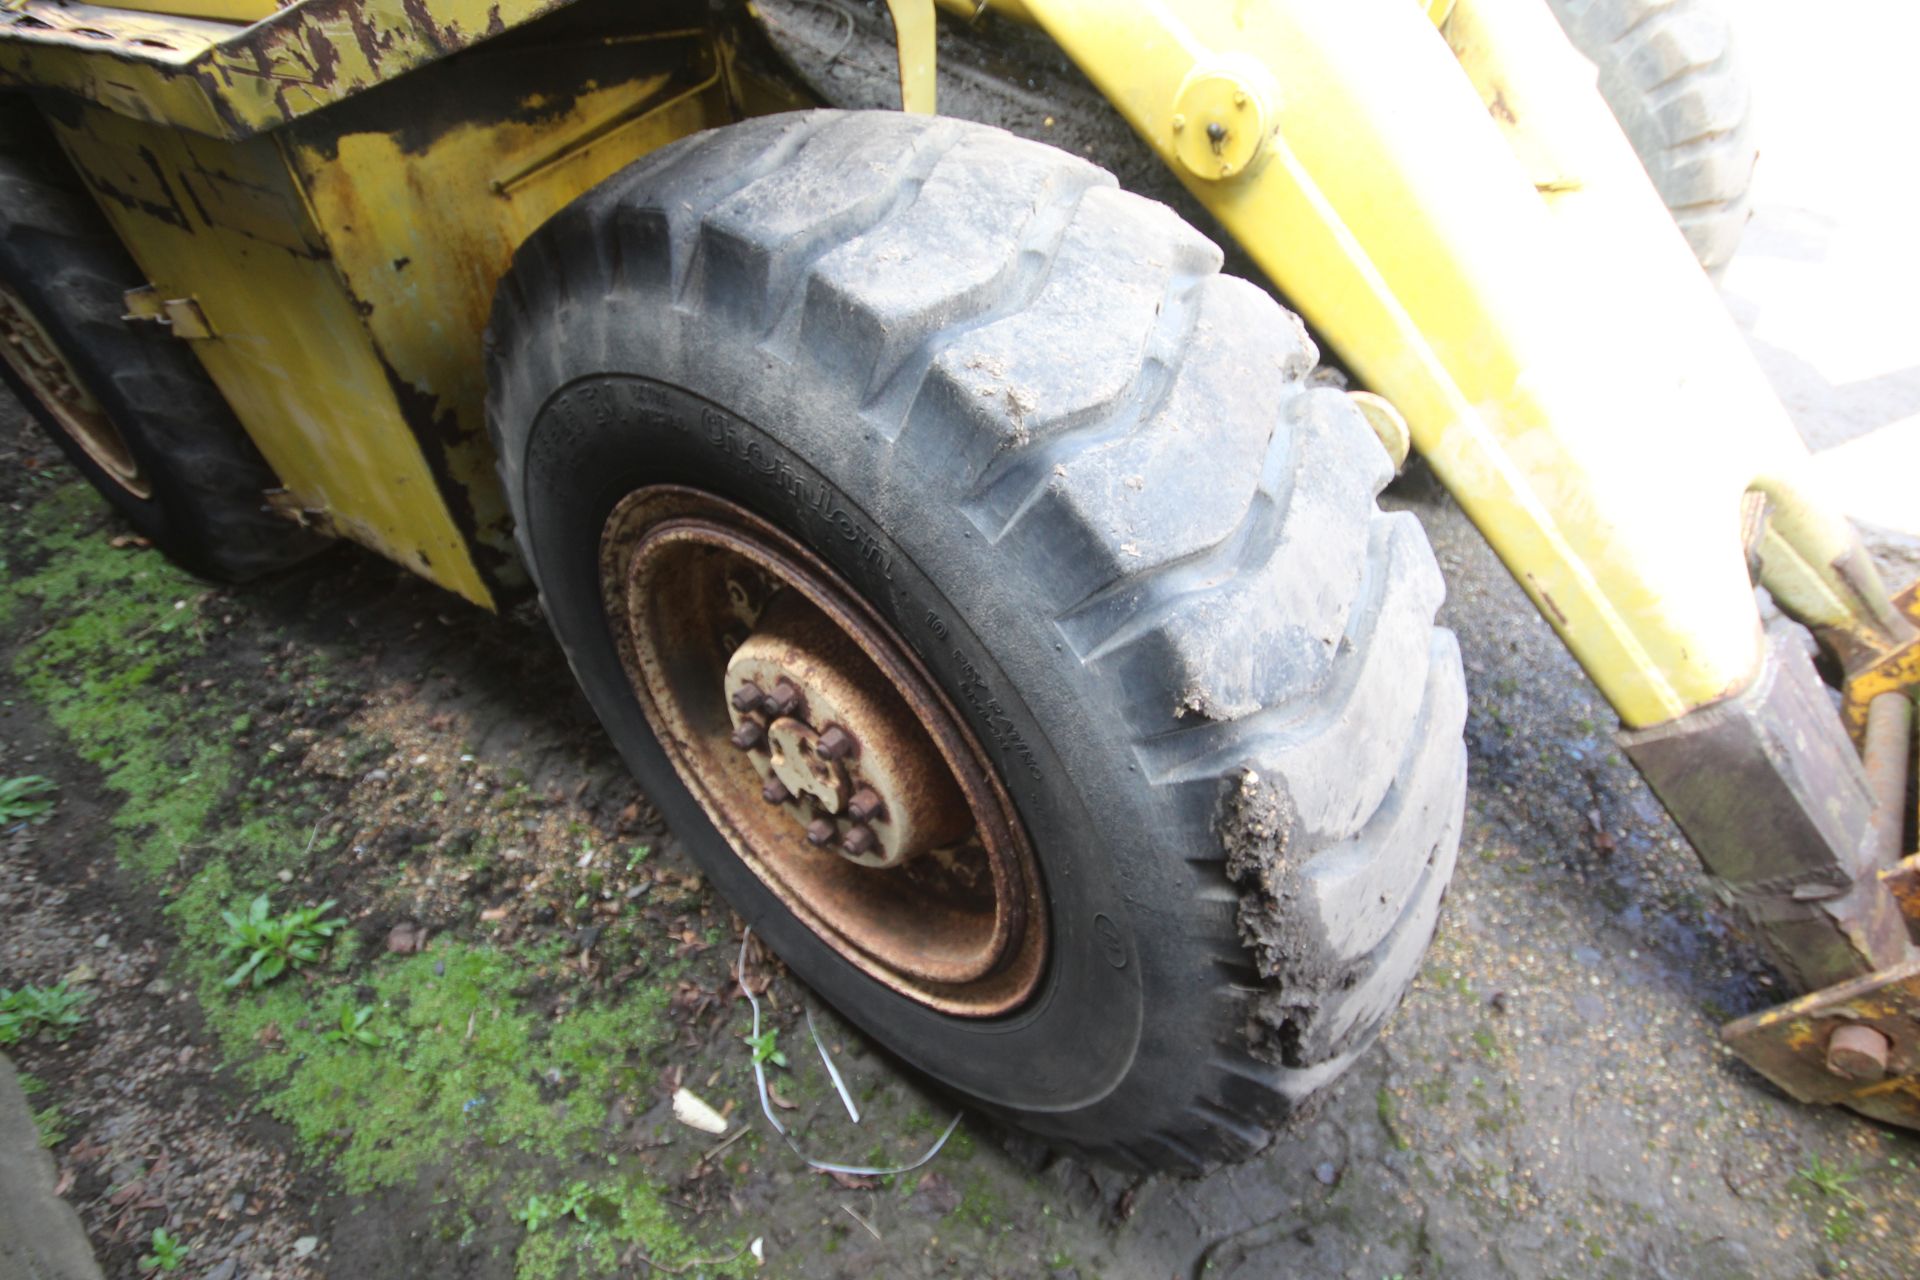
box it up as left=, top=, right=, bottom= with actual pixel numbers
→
left=0, top=983, right=91, bottom=1044
left=746, top=1028, right=787, bottom=1069
left=218, top=894, right=347, bottom=988
left=1797, top=1154, right=1865, bottom=1207
left=624, top=844, right=651, bottom=869
left=0, top=774, right=58, bottom=823
left=323, top=1004, right=382, bottom=1048
left=516, top=1180, right=594, bottom=1233
left=139, top=1227, right=189, bottom=1273
left=33, top=1103, right=68, bottom=1148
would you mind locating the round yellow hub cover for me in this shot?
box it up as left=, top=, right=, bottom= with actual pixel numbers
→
left=1170, top=66, right=1273, bottom=181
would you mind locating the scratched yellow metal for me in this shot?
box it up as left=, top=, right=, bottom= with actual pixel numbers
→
left=987, top=0, right=1899, bottom=728
left=282, top=25, right=733, bottom=583
left=47, top=102, right=496, bottom=602
left=100, top=0, right=276, bottom=22
left=0, top=0, right=578, bottom=140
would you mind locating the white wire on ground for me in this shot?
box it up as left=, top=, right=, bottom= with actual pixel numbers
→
left=805, top=1001, right=861, bottom=1124
left=737, top=928, right=960, bottom=1177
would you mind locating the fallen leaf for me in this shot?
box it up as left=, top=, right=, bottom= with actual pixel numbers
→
left=672, top=1088, right=728, bottom=1135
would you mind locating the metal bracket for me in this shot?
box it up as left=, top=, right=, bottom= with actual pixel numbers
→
left=1724, top=957, right=1920, bottom=1129
left=263, top=488, right=336, bottom=536
left=1841, top=579, right=1920, bottom=739
left=121, top=286, right=214, bottom=339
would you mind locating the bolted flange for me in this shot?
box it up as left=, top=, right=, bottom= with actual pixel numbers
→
left=724, top=593, right=970, bottom=869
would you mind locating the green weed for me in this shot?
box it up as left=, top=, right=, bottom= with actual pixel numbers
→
left=138, top=1227, right=188, bottom=1273
left=746, top=1027, right=788, bottom=1069
left=0, top=982, right=91, bottom=1044
left=0, top=774, right=57, bottom=823
left=322, top=1004, right=382, bottom=1049
left=218, top=893, right=346, bottom=987
left=33, top=1103, right=68, bottom=1148
left=1796, top=1154, right=1865, bottom=1207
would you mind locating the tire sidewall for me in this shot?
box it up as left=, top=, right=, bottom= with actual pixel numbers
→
left=0, top=271, right=180, bottom=548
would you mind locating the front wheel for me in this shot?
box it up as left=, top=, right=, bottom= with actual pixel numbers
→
left=487, top=111, right=1468, bottom=1171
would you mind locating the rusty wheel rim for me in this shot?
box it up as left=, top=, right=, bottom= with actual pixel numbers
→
left=601, top=486, right=1047, bottom=1016
left=0, top=284, right=150, bottom=499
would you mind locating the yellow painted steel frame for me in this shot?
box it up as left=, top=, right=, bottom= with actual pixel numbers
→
left=0, top=0, right=767, bottom=606
left=967, top=0, right=1901, bottom=730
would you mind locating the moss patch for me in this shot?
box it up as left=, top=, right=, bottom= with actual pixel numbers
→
left=1, top=488, right=740, bottom=1277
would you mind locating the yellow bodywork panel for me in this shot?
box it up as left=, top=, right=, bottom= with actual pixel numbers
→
left=1013, top=0, right=1890, bottom=728
left=281, top=26, right=730, bottom=592
left=51, top=103, right=493, bottom=600
left=29, top=4, right=743, bottom=607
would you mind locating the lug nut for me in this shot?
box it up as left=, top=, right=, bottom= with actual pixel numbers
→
left=841, top=825, right=877, bottom=858
left=730, top=682, right=765, bottom=713
left=806, top=819, right=836, bottom=847
left=816, top=725, right=857, bottom=761
left=729, top=716, right=766, bottom=750
left=764, top=678, right=806, bottom=719
left=848, top=787, right=886, bottom=824
left=762, top=777, right=792, bottom=805
left=1825, top=1023, right=1892, bottom=1082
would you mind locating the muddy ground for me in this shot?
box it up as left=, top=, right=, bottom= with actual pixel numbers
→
left=6, top=385, right=1920, bottom=1280
left=7, top=6, right=1920, bottom=1277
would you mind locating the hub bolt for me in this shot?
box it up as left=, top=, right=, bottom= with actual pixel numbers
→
left=762, top=777, right=792, bottom=805
left=729, top=716, right=767, bottom=750
left=842, top=825, right=877, bottom=858
left=816, top=725, right=857, bottom=761
left=805, top=819, right=836, bottom=847
left=764, top=678, right=806, bottom=719
left=848, top=787, right=886, bottom=824
left=730, top=682, right=766, bottom=713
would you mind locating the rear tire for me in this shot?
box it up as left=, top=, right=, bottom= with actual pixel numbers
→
left=1546, top=0, right=1757, bottom=273
left=0, top=114, right=322, bottom=581
left=488, top=111, right=1468, bottom=1171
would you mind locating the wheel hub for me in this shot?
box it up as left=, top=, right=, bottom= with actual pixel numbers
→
left=600, top=485, right=1046, bottom=1016
left=722, top=594, right=972, bottom=870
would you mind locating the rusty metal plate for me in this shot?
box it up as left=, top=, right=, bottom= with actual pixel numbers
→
left=1723, top=956, right=1920, bottom=1130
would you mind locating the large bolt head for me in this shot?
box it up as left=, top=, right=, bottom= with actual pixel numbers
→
left=848, top=787, right=886, bottom=825
left=729, top=682, right=766, bottom=713
left=729, top=716, right=767, bottom=750
left=816, top=725, right=857, bottom=761
left=841, top=825, right=877, bottom=858
left=761, top=777, right=792, bottom=805
left=805, top=819, right=836, bottom=847
left=764, top=678, right=806, bottom=720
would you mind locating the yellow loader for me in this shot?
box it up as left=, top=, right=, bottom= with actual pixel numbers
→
left=0, top=0, right=1911, bottom=1170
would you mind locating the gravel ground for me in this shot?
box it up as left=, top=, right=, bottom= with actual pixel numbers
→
left=4, top=4, right=1920, bottom=1278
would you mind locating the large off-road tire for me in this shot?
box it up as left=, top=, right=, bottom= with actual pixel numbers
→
left=0, top=116, right=320, bottom=580
left=1546, top=0, right=1756, bottom=273
left=487, top=110, right=1467, bottom=1171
